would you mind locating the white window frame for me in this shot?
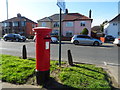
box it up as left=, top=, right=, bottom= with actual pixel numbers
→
left=53, top=22, right=59, bottom=27
left=41, top=22, right=47, bottom=27
left=66, top=22, right=73, bottom=27
left=80, top=21, right=86, bottom=26
left=21, top=21, right=26, bottom=26
left=113, top=23, right=117, bottom=26
left=66, top=31, right=73, bottom=37
left=13, top=22, right=18, bottom=26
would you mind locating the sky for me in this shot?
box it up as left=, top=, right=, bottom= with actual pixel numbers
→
left=0, top=0, right=119, bottom=27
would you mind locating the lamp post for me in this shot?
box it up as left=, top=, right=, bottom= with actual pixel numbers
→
left=6, top=0, right=8, bottom=20
left=6, top=0, right=9, bottom=33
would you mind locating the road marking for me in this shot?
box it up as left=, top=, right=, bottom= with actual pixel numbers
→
left=104, top=62, right=120, bottom=66
left=0, top=48, right=17, bottom=51
left=75, top=46, right=112, bottom=49
left=0, top=48, right=7, bottom=50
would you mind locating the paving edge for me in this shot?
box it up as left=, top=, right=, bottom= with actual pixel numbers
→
left=105, top=68, right=120, bottom=88
left=98, top=65, right=120, bottom=88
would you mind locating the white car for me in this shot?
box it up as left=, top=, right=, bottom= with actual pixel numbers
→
left=51, top=37, right=58, bottom=43
left=113, top=38, right=120, bottom=47
left=33, top=36, right=58, bottom=43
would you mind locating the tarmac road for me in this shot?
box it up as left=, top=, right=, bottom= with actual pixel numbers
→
left=0, top=40, right=120, bottom=88
left=1, top=40, right=119, bottom=65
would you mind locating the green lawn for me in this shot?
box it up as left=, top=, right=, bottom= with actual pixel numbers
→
left=0, top=54, right=112, bottom=89
left=58, top=64, right=111, bottom=88
left=1, top=55, right=35, bottom=84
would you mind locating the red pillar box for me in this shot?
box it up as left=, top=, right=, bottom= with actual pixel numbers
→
left=33, top=27, right=52, bottom=85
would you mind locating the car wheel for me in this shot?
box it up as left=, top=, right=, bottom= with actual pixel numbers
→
left=16, top=39, right=19, bottom=42
left=93, top=41, right=99, bottom=46
left=4, top=38, right=7, bottom=41
left=73, top=40, right=79, bottom=45
left=117, top=44, right=120, bottom=47
left=23, top=40, right=26, bottom=42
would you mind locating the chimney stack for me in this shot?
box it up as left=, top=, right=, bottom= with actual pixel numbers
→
left=89, top=9, right=92, bottom=18
left=17, top=13, right=21, bottom=17
left=65, top=9, right=68, bottom=14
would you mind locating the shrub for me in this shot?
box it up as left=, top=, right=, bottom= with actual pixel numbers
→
left=81, top=28, right=89, bottom=35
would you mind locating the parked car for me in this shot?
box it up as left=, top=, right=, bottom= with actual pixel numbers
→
left=71, top=35, right=102, bottom=46
left=3, top=34, right=26, bottom=42
left=113, top=38, right=120, bottom=47
left=33, top=35, right=58, bottom=43
left=105, top=35, right=115, bottom=41
left=51, top=37, right=58, bottom=43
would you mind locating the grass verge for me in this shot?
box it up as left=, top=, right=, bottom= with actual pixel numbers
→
left=0, top=54, right=112, bottom=89
left=0, top=54, right=35, bottom=84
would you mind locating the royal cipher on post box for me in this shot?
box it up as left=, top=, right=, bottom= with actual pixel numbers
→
left=33, top=27, right=52, bottom=85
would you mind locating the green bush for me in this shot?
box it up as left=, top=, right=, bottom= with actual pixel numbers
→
left=81, top=28, right=89, bottom=35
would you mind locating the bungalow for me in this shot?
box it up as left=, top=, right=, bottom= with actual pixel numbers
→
left=38, top=12, right=93, bottom=37
left=104, top=14, right=120, bottom=38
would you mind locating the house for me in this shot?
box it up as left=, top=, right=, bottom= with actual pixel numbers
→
left=104, top=14, right=120, bottom=38
left=38, top=12, right=93, bottom=37
left=2, top=13, right=37, bottom=37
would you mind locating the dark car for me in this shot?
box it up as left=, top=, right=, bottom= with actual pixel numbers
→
left=105, top=35, right=115, bottom=41
left=3, top=34, right=26, bottom=42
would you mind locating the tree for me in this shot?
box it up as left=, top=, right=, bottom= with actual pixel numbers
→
left=100, top=20, right=108, bottom=32
left=81, top=28, right=89, bottom=35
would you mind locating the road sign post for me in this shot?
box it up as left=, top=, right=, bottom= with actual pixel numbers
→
left=57, top=0, right=66, bottom=67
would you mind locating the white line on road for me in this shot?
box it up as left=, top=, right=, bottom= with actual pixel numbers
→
left=0, top=48, right=8, bottom=50
left=75, top=46, right=112, bottom=49
left=0, top=48, right=17, bottom=51
left=104, top=62, right=120, bottom=66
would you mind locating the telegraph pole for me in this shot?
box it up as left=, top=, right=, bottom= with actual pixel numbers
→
left=6, top=0, right=9, bottom=34
left=6, top=0, right=8, bottom=20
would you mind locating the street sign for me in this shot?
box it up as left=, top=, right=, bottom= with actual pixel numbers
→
left=57, top=0, right=66, bottom=12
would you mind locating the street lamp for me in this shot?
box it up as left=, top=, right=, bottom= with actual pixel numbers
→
left=6, top=0, right=9, bottom=33
left=6, top=0, right=8, bottom=20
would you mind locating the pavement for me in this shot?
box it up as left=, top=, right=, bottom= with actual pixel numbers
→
left=99, top=64, right=120, bottom=88
left=0, top=41, right=120, bottom=89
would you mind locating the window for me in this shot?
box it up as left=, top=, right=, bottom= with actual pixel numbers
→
left=66, top=31, right=73, bottom=37
left=66, top=22, right=73, bottom=27
left=53, top=22, right=59, bottom=27
left=113, top=23, right=117, bottom=26
left=118, top=32, right=120, bottom=35
left=13, top=22, right=18, bottom=26
left=41, top=22, right=47, bottom=27
left=80, top=21, right=86, bottom=26
left=21, top=21, right=26, bottom=26
left=3, top=22, right=9, bottom=27
left=51, top=30, right=59, bottom=35
left=84, top=36, right=91, bottom=39
left=77, top=35, right=85, bottom=38
left=32, top=24, right=36, bottom=28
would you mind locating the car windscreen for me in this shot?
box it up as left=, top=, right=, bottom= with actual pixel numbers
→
left=7, top=34, right=14, bottom=37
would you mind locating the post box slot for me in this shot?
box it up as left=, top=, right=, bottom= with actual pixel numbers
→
left=44, top=37, right=51, bottom=39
